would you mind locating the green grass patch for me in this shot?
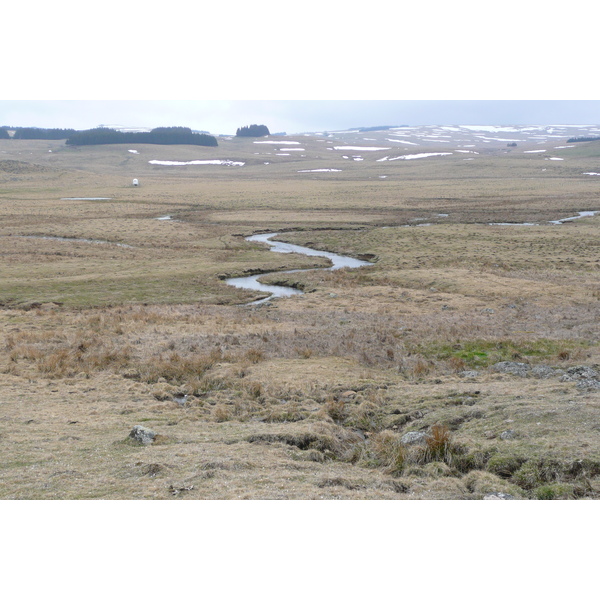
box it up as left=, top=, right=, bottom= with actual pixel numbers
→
left=412, top=338, right=591, bottom=368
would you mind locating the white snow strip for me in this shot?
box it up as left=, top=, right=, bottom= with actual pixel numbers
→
left=455, top=150, right=479, bottom=154
left=523, top=150, right=547, bottom=153
left=333, top=146, right=390, bottom=151
left=128, top=149, right=139, bottom=154
left=458, top=125, right=541, bottom=133
left=279, top=148, right=305, bottom=151
left=386, top=138, right=419, bottom=145
left=297, top=169, right=342, bottom=172
left=478, top=136, right=521, bottom=142
left=386, top=152, right=452, bottom=161
left=583, top=172, right=600, bottom=176
left=253, top=141, right=300, bottom=145
left=547, top=157, right=564, bottom=161
left=149, top=160, right=245, bottom=166
left=554, top=145, right=575, bottom=149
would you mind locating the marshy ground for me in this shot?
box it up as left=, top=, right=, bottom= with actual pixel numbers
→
left=2, top=125, right=600, bottom=499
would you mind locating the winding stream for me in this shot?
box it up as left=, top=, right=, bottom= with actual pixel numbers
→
left=226, top=210, right=598, bottom=304
left=226, top=232, right=373, bottom=304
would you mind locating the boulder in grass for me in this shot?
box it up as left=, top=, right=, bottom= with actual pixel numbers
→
left=401, top=431, right=429, bottom=445
left=491, top=361, right=531, bottom=377
left=129, top=425, right=157, bottom=445
left=483, top=492, right=516, bottom=500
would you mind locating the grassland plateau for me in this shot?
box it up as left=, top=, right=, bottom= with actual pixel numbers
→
left=2, top=124, right=600, bottom=499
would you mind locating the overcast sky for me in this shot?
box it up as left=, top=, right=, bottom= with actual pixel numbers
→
left=1, top=100, right=599, bottom=135
left=2, top=2, right=598, bottom=135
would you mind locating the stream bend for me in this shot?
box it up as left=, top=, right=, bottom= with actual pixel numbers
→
left=226, top=233, right=373, bottom=304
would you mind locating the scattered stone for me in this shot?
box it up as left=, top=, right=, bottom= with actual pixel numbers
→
left=483, top=492, right=516, bottom=500
left=172, top=393, right=188, bottom=406
left=491, top=361, right=531, bottom=377
left=531, top=365, right=564, bottom=379
left=459, top=370, right=479, bottom=378
left=129, top=425, right=157, bottom=445
left=500, top=429, right=517, bottom=440
left=401, top=431, right=429, bottom=445
left=482, top=308, right=495, bottom=314
left=560, top=366, right=599, bottom=382
left=168, top=483, right=194, bottom=496
left=577, top=379, right=600, bottom=390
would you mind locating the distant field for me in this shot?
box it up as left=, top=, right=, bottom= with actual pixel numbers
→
left=2, top=125, right=600, bottom=499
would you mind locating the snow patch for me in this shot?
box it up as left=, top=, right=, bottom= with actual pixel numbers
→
left=148, top=159, right=244, bottom=166
left=253, top=140, right=300, bottom=145
left=378, top=152, right=452, bottom=161
left=298, top=169, right=342, bottom=172
left=333, top=146, right=390, bottom=151
left=386, top=138, right=419, bottom=145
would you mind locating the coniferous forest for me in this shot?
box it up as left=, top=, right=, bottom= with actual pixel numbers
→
left=13, top=127, right=78, bottom=139
left=235, top=124, right=270, bottom=137
left=65, top=127, right=218, bottom=146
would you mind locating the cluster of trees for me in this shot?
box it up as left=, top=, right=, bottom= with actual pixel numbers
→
left=236, top=124, right=270, bottom=137
left=65, top=126, right=218, bottom=146
left=0, top=127, right=10, bottom=139
left=566, top=136, right=600, bottom=143
left=13, top=127, right=78, bottom=139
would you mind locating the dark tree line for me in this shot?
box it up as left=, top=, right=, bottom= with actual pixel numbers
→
left=0, top=127, right=10, bottom=139
left=65, top=126, right=218, bottom=146
left=12, top=127, right=78, bottom=139
left=236, top=124, right=270, bottom=137
left=566, top=136, right=600, bottom=143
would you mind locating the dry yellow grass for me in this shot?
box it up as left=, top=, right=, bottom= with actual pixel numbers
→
left=2, top=131, right=600, bottom=499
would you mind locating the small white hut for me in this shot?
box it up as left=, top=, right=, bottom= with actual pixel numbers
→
left=132, top=178, right=139, bottom=187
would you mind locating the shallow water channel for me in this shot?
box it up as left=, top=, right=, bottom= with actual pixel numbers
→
left=226, top=233, right=373, bottom=304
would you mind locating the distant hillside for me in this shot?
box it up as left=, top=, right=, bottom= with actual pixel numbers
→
left=356, top=125, right=407, bottom=132
left=65, top=126, right=218, bottom=147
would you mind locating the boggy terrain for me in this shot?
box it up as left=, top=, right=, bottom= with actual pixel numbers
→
left=1, top=125, right=600, bottom=499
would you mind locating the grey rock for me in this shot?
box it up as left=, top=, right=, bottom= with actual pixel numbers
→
left=401, top=431, right=429, bottom=445
left=129, top=425, right=157, bottom=445
left=459, top=370, right=479, bottom=378
left=560, top=366, right=599, bottom=382
left=576, top=379, right=600, bottom=390
left=492, top=361, right=531, bottom=377
left=531, top=365, right=564, bottom=379
left=500, top=429, right=517, bottom=440
left=172, top=393, right=188, bottom=406
left=483, top=492, right=516, bottom=500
